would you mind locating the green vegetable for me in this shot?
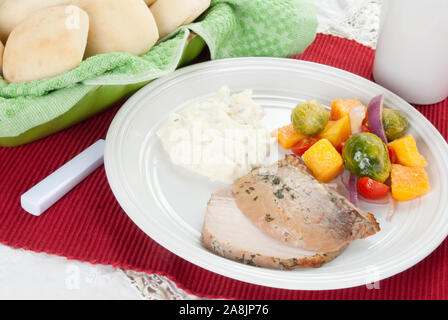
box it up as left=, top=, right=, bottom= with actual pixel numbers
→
left=291, top=99, right=330, bottom=135
left=342, top=133, right=391, bottom=183
left=382, top=108, right=409, bottom=142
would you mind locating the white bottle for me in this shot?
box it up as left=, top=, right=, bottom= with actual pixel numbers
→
left=373, top=0, right=448, bottom=105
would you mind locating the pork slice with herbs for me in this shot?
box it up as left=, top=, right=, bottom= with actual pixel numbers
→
left=232, top=155, right=380, bottom=253
left=202, top=189, right=346, bottom=269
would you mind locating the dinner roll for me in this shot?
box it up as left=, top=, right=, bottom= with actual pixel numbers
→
left=0, top=40, right=3, bottom=76
left=144, top=0, right=157, bottom=5
left=150, top=0, right=210, bottom=38
left=0, top=0, right=74, bottom=43
left=77, top=0, right=159, bottom=57
left=2, top=6, right=89, bottom=83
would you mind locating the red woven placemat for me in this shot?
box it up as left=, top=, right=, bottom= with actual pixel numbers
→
left=0, top=34, right=447, bottom=300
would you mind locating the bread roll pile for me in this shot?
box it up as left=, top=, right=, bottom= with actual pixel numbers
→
left=0, top=0, right=210, bottom=84
left=0, top=0, right=74, bottom=43
left=151, top=0, right=211, bottom=38
left=3, top=6, right=89, bottom=84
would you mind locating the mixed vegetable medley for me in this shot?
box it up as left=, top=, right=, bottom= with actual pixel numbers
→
left=272, top=95, right=430, bottom=214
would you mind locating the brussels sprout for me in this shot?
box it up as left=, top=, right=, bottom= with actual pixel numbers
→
left=291, top=99, right=330, bottom=135
left=382, top=108, right=409, bottom=142
left=342, top=132, right=391, bottom=183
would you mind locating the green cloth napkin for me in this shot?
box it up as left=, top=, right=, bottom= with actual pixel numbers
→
left=0, top=0, right=317, bottom=138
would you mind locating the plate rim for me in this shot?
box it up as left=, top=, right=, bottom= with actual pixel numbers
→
left=104, top=57, right=448, bottom=291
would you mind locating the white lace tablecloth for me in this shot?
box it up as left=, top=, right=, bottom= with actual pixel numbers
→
left=315, top=0, right=382, bottom=49
left=0, top=0, right=382, bottom=300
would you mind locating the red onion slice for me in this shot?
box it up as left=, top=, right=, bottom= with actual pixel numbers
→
left=366, top=94, right=388, bottom=143
left=386, top=193, right=395, bottom=221
left=325, top=182, right=338, bottom=191
left=348, top=173, right=359, bottom=206
left=340, top=169, right=351, bottom=190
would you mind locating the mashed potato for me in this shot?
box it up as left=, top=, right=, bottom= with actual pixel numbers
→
left=157, top=87, right=271, bottom=184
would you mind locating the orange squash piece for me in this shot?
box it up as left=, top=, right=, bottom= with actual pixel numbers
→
left=318, top=115, right=351, bottom=147
left=388, top=134, right=427, bottom=167
left=330, top=98, right=364, bottom=120
left=391, top=164, right=430, bottom=201
left=302, top=139, right=343, bottom=183
left=271, top=124, right=306, bottom=149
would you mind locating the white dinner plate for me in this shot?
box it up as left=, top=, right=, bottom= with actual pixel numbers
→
left=104, top=58, right=448, bottom=290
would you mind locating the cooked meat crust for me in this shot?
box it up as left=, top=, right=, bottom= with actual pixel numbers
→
left=232, top=155, right=380, bottom=253
left=202, top=189, right=346, bottom=269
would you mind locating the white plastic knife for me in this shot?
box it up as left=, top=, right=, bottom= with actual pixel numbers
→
left=21, top=139, right=105, bottom=216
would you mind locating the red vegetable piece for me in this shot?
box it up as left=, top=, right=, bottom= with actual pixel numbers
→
left=387, top=145, right=398, bottom=164
left=349, top=173, right=359, bottom=206
left=357, top=177, right=390, bottom=200
left=291, top=136, right=321, bottom=156
left=361, top=118, right=371, bottom=133
left=335, top=136, right=350, bottom=154
left=366, top=94, right=388, bottom=143
left=336, top=142, right=344, bottom=154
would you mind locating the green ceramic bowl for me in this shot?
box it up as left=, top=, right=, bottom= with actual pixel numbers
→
left=0, top=35, right=206, bottom=147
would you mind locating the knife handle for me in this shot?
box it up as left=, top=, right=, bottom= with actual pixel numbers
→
left=21, top=139, right=105, bottom=216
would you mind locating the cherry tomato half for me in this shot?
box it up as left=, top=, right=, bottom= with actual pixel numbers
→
left=336, top=136, right=350, bottom=154
left=387, top=145, right=398, bottom=164
left=361, top=118, right=371, bottom=133
left=357, top=177, right=390, bottom=200
left=336, top=142, right=345, bottom=154
left=291, top=136, right=321, bottom=156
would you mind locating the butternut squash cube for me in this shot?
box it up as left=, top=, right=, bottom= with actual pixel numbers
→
left=271, top=124, right=306, bottom=149
left=319, top=115, right=351, bottom=147
left=302, top=139, right=343, bottom=183
left=388, top=134, right=427, bottom=167
left=391, top=164, right=430, bottom=201
left=330, top=98, right=364, bottom=120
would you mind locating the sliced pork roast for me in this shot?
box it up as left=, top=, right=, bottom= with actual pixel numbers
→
left=232, top=155, right=380, bottom=253
left=202, top=189, right=346, bottom=269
